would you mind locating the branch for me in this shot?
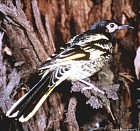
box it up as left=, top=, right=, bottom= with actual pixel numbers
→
left=0, top=3, right=48, bottom=62
left=71, top=78, right=119, bottom=124
left=0, top=69, right=21, bottom=113
left=0, top=32, right=4, bottom=61
left=46, top=93, right=64, bottom=130
left=0, top=32, right=21, bottom=113
left=45, top=14, right=55, bottom=52
left=31, top=0, right=54, bottom=55
left=65, top=97, right=79, bottom=131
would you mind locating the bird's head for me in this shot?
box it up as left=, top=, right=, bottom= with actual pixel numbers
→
left=90, top=20, right=134, bottom=37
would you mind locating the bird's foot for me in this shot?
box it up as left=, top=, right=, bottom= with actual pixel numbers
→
left=78, top=79, right=105, bottom=94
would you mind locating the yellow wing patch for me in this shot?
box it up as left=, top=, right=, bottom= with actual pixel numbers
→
left=56, top=53, right=86, bottom=62
left=39, top=53, right=86, bottom=70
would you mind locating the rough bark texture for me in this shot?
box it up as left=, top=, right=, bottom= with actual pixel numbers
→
left=0, top=0, right=139, bottom=130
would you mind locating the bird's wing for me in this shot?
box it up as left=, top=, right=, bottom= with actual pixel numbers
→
left=39, top=32, right=109, bottom=70
left=39, top=45, right=89, bottom=70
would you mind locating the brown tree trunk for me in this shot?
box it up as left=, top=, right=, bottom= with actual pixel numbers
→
left=0, top=0, right=139, bottom=130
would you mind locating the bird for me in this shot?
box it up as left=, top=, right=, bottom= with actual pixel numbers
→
left=6, top=20, right=134, bottom=122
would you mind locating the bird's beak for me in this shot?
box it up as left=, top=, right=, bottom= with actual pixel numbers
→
left=118, top=25, right=134, bottom=30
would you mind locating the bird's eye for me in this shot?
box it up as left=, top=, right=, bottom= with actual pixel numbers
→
left=110, top=24, right=114, bottom=28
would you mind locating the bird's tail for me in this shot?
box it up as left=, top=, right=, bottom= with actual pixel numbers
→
left=6, top=70, right=66, bottom=122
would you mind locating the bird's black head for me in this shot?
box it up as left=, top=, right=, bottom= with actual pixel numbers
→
left=90, top=20, right=134, bottom=37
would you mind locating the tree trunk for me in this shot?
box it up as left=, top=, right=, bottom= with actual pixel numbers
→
left=0, top=0, right=139, bottom=130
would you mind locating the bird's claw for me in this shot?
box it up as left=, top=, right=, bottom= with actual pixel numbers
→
left=79, top=79, right=105, bottom=94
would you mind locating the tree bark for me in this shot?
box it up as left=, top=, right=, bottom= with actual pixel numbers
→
left=0, top=0, right=139, bottom=130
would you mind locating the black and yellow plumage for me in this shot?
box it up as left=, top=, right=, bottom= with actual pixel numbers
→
left=6, top=20, right=133, bottom=122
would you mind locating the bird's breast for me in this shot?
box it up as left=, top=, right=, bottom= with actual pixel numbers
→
left=67, top=55, right=111, bottom=81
